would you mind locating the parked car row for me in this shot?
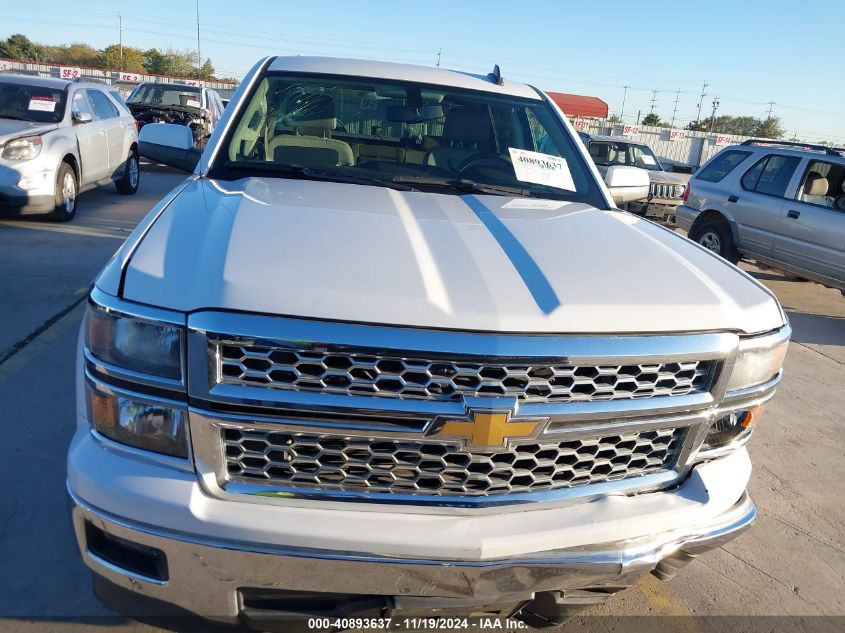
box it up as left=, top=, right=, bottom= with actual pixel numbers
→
left=575, top=127, right=844, bottom=297
left=678, top=139, right=845, bottom=295
left=0, top=74, right=229, bottom=222
left=0, top=74, right=140, bottom=221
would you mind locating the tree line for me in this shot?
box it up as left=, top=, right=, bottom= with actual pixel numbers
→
left=0, top=33, right=237, bottom=82
left=639, top=111, right=784, bottom=139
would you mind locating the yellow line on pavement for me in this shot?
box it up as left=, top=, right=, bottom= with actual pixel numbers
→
left=636, top=574, right=701, bottom=632
left=0, top=220, right=126, bottom=240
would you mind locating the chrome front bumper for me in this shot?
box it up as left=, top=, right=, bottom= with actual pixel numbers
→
left=70, top=488, right=756, bottom=622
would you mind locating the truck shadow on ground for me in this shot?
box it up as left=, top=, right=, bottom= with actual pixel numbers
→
left=784, top=310, right=845, bottom=347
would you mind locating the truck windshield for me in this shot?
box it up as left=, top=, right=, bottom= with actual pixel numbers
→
left=0, top=81, right=67, bottom=123
left=128, top=84, right=202, bottom=108
left=589, top=141, right=663, bottom=171
left=214, top=73, right=605, bottom=205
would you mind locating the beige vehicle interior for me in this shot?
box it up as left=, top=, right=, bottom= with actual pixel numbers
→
left=226, top=78, right=545, bottom=172
left=798, top=161, right=845, bottom=209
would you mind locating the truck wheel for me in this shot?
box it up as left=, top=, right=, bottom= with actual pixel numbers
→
left=48, top=162, right=78, bottom=222
left=115, top=151, right=140, bottom=195
left=690, top=219, right=739, bottom=264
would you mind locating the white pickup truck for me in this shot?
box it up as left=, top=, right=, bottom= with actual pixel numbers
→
left=68, top=56, right=790, bottom=629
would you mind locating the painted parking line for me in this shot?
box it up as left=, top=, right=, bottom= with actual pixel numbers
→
left=0, top=220, right=126, bottom=240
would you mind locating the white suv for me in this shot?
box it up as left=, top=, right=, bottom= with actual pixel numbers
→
left=0, top=74, right=140, bottom=221
left=677, top=140, right=845, bottom=293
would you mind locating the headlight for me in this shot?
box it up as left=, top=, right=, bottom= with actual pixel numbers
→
left=83, top=292, right=188, bottom=459
left=85, top=302, right=183, bottom=381
left=2, top=135, right=42, bottom=160
left=87, top=384, right=188, bottom=457
left=725, top=330, right=789, bottom=392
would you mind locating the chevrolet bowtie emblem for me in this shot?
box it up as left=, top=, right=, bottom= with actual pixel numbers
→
left=431, top=410, right=546, bottom=450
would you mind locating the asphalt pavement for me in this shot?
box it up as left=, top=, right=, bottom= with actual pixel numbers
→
left=0, top=164, right=842, bottom=633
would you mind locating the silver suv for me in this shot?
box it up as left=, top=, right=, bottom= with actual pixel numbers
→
left=0, top=74, right=140, bottom=221
left=677, top=140, right=845, bottom=293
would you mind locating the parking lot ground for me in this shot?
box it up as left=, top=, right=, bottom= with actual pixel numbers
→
left=0, top=169, right=842, bottom=633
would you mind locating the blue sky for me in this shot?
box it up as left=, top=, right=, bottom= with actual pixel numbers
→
left=5, top=0, right=843, bottom=143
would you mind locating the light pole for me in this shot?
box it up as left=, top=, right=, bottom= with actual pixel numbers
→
left=620, top=85, right=629, bottom=122
left=670, top=89, right=680, bottom=129
left=696, top=81, right=709, bottom=127
left=709, top=97, right=720, bottom=133
left=196, top=0, right=202, bottom=69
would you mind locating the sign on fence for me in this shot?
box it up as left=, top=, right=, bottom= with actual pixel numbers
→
left=119, top=72, right=141, bottom=82
left=715, top=135, right=733, bottom=146
left=59, top=66, right=81, bottom=80
left=623, top=125, right=640, bottom=136
left=183, top=79, right=205, bottom=88
left=0, top=60, right=10, bottom=72
left=669, top=130, right=687, bottom=141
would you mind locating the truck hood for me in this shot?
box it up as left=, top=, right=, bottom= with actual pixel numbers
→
left=0, top=119, right=58, bottom=145
left=120, top=177, right=783, bottom=334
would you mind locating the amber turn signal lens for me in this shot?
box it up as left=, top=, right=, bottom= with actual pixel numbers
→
left=741, top=405, right=765, bottom=429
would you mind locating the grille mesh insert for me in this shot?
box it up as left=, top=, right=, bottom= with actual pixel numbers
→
left=217, top=344, right=714, bottom=403
left=223, top=426, right=686, bottom=497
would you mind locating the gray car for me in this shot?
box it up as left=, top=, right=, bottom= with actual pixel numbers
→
left=0, top=74, right=139, bottom=221
left=677, top=139, right=845, bottom=294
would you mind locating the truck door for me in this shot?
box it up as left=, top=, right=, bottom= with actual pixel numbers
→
left=70, top=90, right=110, bottom=183
left=775, top=158, right=845, bottom=285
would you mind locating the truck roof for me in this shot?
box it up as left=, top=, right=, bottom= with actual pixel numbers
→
left=267, top=56, right=542, bottom=101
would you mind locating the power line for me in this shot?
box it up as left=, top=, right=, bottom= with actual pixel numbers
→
left=649, top=89, right=658, bottom=113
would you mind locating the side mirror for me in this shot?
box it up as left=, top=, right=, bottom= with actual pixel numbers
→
left=604, top=165, right=650, bottom=206
left=138, top=123, right=201, bottom=172
left=72, top=110, right=92, bottom=124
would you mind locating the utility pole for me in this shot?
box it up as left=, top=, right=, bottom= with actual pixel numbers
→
left=709, top=97, right=720, bottom=133
left=696, top=81, right=709, bottom=126
left=766, top=100, right=775, bottom=120
left=196, top=0, right=202, bottom=68
left=649, top=89, right=658, bottom=114
left=670, top=89, right=681, bottom=129
left=118, top=14, right=124, bottom=64
left=636, top=109, right=641, bottom=124
left=620, top=85, right=629, bottom=122
left=436, top=49, right=441, bottom=67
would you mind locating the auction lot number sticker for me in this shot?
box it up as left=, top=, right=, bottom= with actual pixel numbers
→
left=508, top=147, right=576, bottom=192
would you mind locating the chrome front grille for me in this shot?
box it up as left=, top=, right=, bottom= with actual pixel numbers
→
left=649, top=182, right=684, bottom=199
left=217, top=343, right=715, bottom=403
left=222, top=426, right=687, bottom=497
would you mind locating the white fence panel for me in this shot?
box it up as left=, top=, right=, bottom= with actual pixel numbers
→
left=572, top=117, right=753, bottom=168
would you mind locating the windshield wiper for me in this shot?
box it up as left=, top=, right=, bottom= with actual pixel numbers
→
left=224, top=161, right=412, bottom=190
left=391, top=176, right=532, bottom=197
left=1, top=115, right=33, bottom=122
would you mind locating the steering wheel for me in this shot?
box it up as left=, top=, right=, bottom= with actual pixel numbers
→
left=456, top=153, right=513, bottom=174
